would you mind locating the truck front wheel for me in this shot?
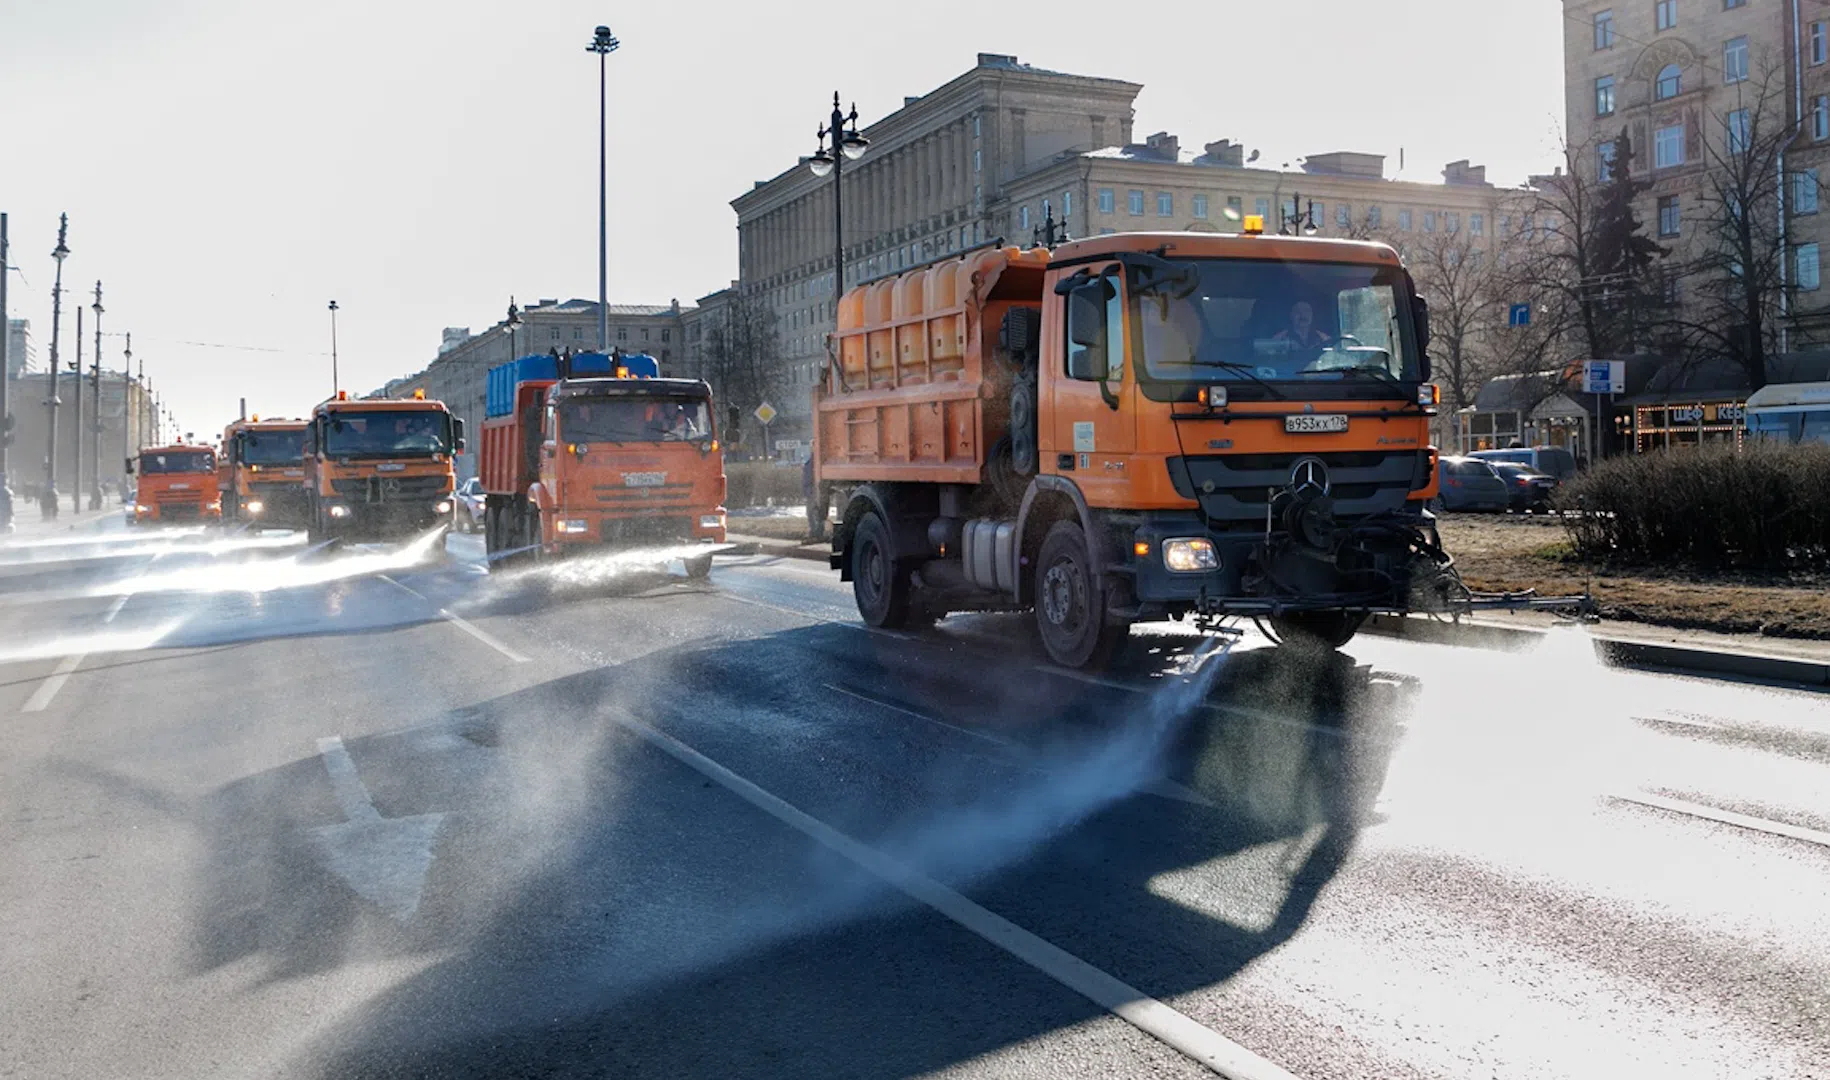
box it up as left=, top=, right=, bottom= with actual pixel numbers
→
left=851, top=512, right=917, bottom=628
left=1035, top=520, right=1130, bottom=669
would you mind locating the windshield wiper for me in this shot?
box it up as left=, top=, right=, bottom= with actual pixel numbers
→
left=1185, top=358, right=1287, bottom=399
left=1301, top=363, right=1401, bottom=385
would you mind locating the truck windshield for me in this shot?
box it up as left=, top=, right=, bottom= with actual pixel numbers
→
left=321, top=410, right=451, bottom=457
left=237, top=430, right=306, bottom=466
left=140, top=451, right=215, bottom=474
left=1136, top=259, right=1420, bottom=392
left=560, top=397, right=712, bottom=444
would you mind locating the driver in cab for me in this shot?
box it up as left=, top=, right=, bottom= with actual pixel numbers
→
left=1272, top=300, right=1333, bottom=365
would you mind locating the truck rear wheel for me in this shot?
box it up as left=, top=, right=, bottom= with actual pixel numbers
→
left=851, top=512, right=917, bottom=629
left=1267, top=611, right=1365, bottom=649
left=1035, top=520, right=1130, bottom=669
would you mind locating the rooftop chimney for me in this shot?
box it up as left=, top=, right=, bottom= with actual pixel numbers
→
left=1201, top=139, right=1246, bottom=167
left=1302, top=152, right=1386, bottom=179
left=904, top=95, right=921, bottom=107
left=977, top=53, right=1019, bottom=67
left=1144, top=131, right=1180, bottom=160
left=1442, top=159, right=1491, bottom=187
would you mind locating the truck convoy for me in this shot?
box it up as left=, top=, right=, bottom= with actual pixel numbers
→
left=815, top=226, right=1471, bottom=667
left=304, top=390, right=463, bottom=543
left=478, top=350, right=726, bottom=575
left=219, top=417, right=310, bottom=529
left=127, top=443, right=222, bottom=525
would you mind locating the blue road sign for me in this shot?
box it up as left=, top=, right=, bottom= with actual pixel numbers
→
left=1508, top=303, right=1531, bottom=327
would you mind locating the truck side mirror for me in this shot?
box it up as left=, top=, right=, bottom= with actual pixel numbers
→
left=453, top=417, right=467, bottom=453
left=1410, top=294, right=1433, bottom=382
left=124, top=457, right=136, bottom=475
left=1065, top=283, right=1108, bottom=381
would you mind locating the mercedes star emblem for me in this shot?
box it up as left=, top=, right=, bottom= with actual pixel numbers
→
left=1289, top=457, right=1330, bottom=494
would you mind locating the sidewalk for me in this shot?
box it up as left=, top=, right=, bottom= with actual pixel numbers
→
left=0, top=501, right=126, bottom=544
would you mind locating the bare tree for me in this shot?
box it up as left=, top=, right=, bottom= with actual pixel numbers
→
left=700, top=288, right=785, bottom=449
left=1390, top=225, right=1511, bottom=413
left=1658, top=64, right=1796, bottom=392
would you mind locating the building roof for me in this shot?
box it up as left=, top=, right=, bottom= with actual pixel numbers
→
left=522, top=299, right=687, bottom=318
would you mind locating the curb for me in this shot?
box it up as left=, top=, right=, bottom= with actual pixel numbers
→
left=1362, top=613, right=1830, bottom=689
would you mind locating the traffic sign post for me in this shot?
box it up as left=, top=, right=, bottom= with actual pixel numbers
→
left=1580, top=361, right=1625, bottom=463
left=1508, top=303, right=1531, bottom=328
left=753, top=402, right=778, bottom=459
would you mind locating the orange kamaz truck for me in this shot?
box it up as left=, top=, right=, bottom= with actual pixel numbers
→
left=479, top=350, right=726, bottom=576
left=816, top=225, right=1496, bottom=666
left=303, top=391, right=463, bottom=543
left=220, top=417, right=310, bottom=530
left=127, top=443, right=221, bottom=525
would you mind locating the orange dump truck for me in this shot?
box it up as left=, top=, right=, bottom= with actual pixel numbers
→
left=817, top=227, right=1470, bottom=667
left=479, top=351, right=726, bottom=575
left=219, top=417, right=310, bottom=529
left=303, top=391, right=463, bottom=543
left=128, top=444, right=222, bottom=525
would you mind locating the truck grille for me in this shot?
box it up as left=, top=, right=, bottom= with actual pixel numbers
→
left=330, top=476, right=447, bottom=503
left=1167, top=450, right=1428, bottom=523
left=591, top=482, right=696, bottom=511
left=599, top=515, right=693, bottom=543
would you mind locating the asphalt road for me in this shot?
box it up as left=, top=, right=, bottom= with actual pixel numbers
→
left=1, top=517, right=1827, bottom=1080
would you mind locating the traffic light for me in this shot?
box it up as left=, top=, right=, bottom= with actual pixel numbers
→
left=1, top=411, right=12, bottom=448
left=727, top=406, right=742, bottom=445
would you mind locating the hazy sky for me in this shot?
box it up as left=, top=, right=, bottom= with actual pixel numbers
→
left=0, top=0, right=1565, bottom=433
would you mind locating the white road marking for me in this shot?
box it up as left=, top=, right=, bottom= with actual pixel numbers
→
left=312, top=735, right=446, bottom=921
left=821, top=683, right=1014, bottom=748
left=379, top=574, right=529, bottom=663
left=1612, top=792, right=1830, bottom=849
left=608, top=707, right=1293, bottom=1079
left=20, top=654, right=85, bottom=713
left=103, top=594, right=129, bottom=624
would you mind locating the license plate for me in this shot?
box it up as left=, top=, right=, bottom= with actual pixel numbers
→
left=623, top=472, right=667, bottom=487
left=171, top=483, right=191, bottom=490
left=1284, top=414, right=1349, bottom=434
left=375, top=463, right=406, bottom=473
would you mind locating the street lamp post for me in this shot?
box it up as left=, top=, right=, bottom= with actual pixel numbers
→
left=586, top=25, right=620, bottom=352
left=71, top=304, right=82, bottom=514
left=1279, top=190, right=1320, bottom=236
left=807, top=92, right=871, bottom=300
left=504, top=297, right=522, bottom=364
left=328, top=300, right=340, bottom=395
left=42, top=213, right=69, bottom=519
left=90, top=282, right=103, bottom=509
left=121, top=335, right=134, bottom=499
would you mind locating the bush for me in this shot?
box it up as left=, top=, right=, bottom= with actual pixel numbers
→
left=725, top=460, right=806, bottom=509
left=1557, top=443, right=1830, bottom=571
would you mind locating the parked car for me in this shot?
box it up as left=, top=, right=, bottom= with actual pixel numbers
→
left=1490, top=461, right=1560, bottom=512
left=1470, top=446, right=1580, bottom=481
left=454, top=477, right=486, bottom=533
left=1433, top=456, right=1511, bottom=512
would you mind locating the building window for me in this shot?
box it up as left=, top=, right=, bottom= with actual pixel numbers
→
left=1128, top=190, right=1145, bottom=215
left=1226, top=195, right=1243, bottom=220
left=1815, top=96, right=1830, bottom=140
left=1655, top=123, right=1686, bottom=167
left=1656, top=63, right=1682, bottom=100
left=1595, top=9, right=1615, bottom=49
left=1599, top=139, right=1617, bottom=181
left=1444, top=211, right=1460, bottom=234
left=1423, top=211, right=1437, bottom=233
left=1596, top=75, right=1615, bottom=116
left=616, top=327, right=627, bottom=341
left=1255, top=197, right=1271, bottom=220
left=1728, top=108, right=1751, bottom=154
left=1018, top=205, right=1030, bottom=231
left=1367, top=205, right=1383, bottom=227
left=1399, top=208, right=1413, bottom=231
left=1098, top=188, right=1115, bottom=214
left=1656, top=0, right=1676, bottom=30
left=1724, top=36, right=1749, bottom=82
left=1156, top=192, right=1173, bottom=216
left=642, top=328, right=650, bottom=341
left=1724, top=0, right=1744, bottom=8
left=1500, top=214, right=1512, bottom=233
left=974, top=148, right=982, bottom=173
left=660, top=328, right=670, bottom=342
left=972, top=114, right=981, bottom=138
left=1192, top=194, right=1209, bottom=219
left=1814, top=21, right=1827, bottom=65
left=1062, top=190, right=1073, bottom=217
left=1470, top=212, right=1484, bottom=236
left=1799, top=242, right=1821, bottom=290
left=1658, top=195, right=1681, bottom=236
left=1798, top=169, right=1821, bottom=214
left=1336, top=204, right=1351, bottom=227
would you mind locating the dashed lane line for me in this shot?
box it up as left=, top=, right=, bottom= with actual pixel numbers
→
left=606, top=705, right=1302, bottom=1080
left=20, top=654, right=85, bottom=713
left=378, top=575, right=530, bottom=664
left=1612, top=791, right=1830, bottom=849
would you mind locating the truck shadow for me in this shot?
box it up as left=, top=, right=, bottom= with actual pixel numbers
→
left=185, top=622, right=1401, bottom=1078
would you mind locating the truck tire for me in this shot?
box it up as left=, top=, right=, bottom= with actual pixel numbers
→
left=1034, top=520, right=1130, bottom=669
left=685, top=552, right=713, bottom=580
left=1268, top=611, right=1365, bottom=649
left=851, top=511, right=917, bottom=628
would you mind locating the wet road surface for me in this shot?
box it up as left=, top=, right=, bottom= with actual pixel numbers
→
left=1, top=520, right=1826, bottom=1079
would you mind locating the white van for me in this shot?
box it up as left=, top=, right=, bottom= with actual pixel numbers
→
left=1745, top=381, right=1830, bottom=445
left=1469, top=446, right=1580, bottom=480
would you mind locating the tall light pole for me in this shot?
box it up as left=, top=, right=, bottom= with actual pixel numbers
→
left=42, top=213, right=69, bottom=519
left=121, top=334, right=134, bottom=497
left=586, top=24, right=619, bottom=352
left=71, top=304, right=83, bottom=514
left=808, top=92, right=871, bottom=299
left=90, top=282, right=103, bottom=509
left=328, top=300, right=340, bottom=395
left=0, top=211, right=11, bottom=523
left=504, top=297, right=521, bottom=361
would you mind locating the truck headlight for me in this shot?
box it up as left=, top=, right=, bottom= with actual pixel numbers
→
left=433, top=500, right=453, bottom=514
left=328, top=504, right=352, bottom=519
left=245, top=500, right=265, bottom=515
left=556, top=519, right=589, bottom=534
left=699, top=513, right=725, bottom=529
left=135, top=504, right=150, bottom=514
left=1162, top=537, right=1219, bottom=573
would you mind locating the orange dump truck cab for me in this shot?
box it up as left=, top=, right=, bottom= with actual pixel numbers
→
left=220, top=418, right=310, bottom=529
left=303, top=393, right=463, bottom=543
left=478, top=351, right=726, bottom=575
left=819, top=229, right=1452, bottom=667
left=129, top=444, right=222, bottom=525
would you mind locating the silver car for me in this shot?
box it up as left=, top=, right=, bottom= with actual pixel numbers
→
left=1433, top=456, right=1511, bottom=513
left=454, top=477, right=486, bottom=533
